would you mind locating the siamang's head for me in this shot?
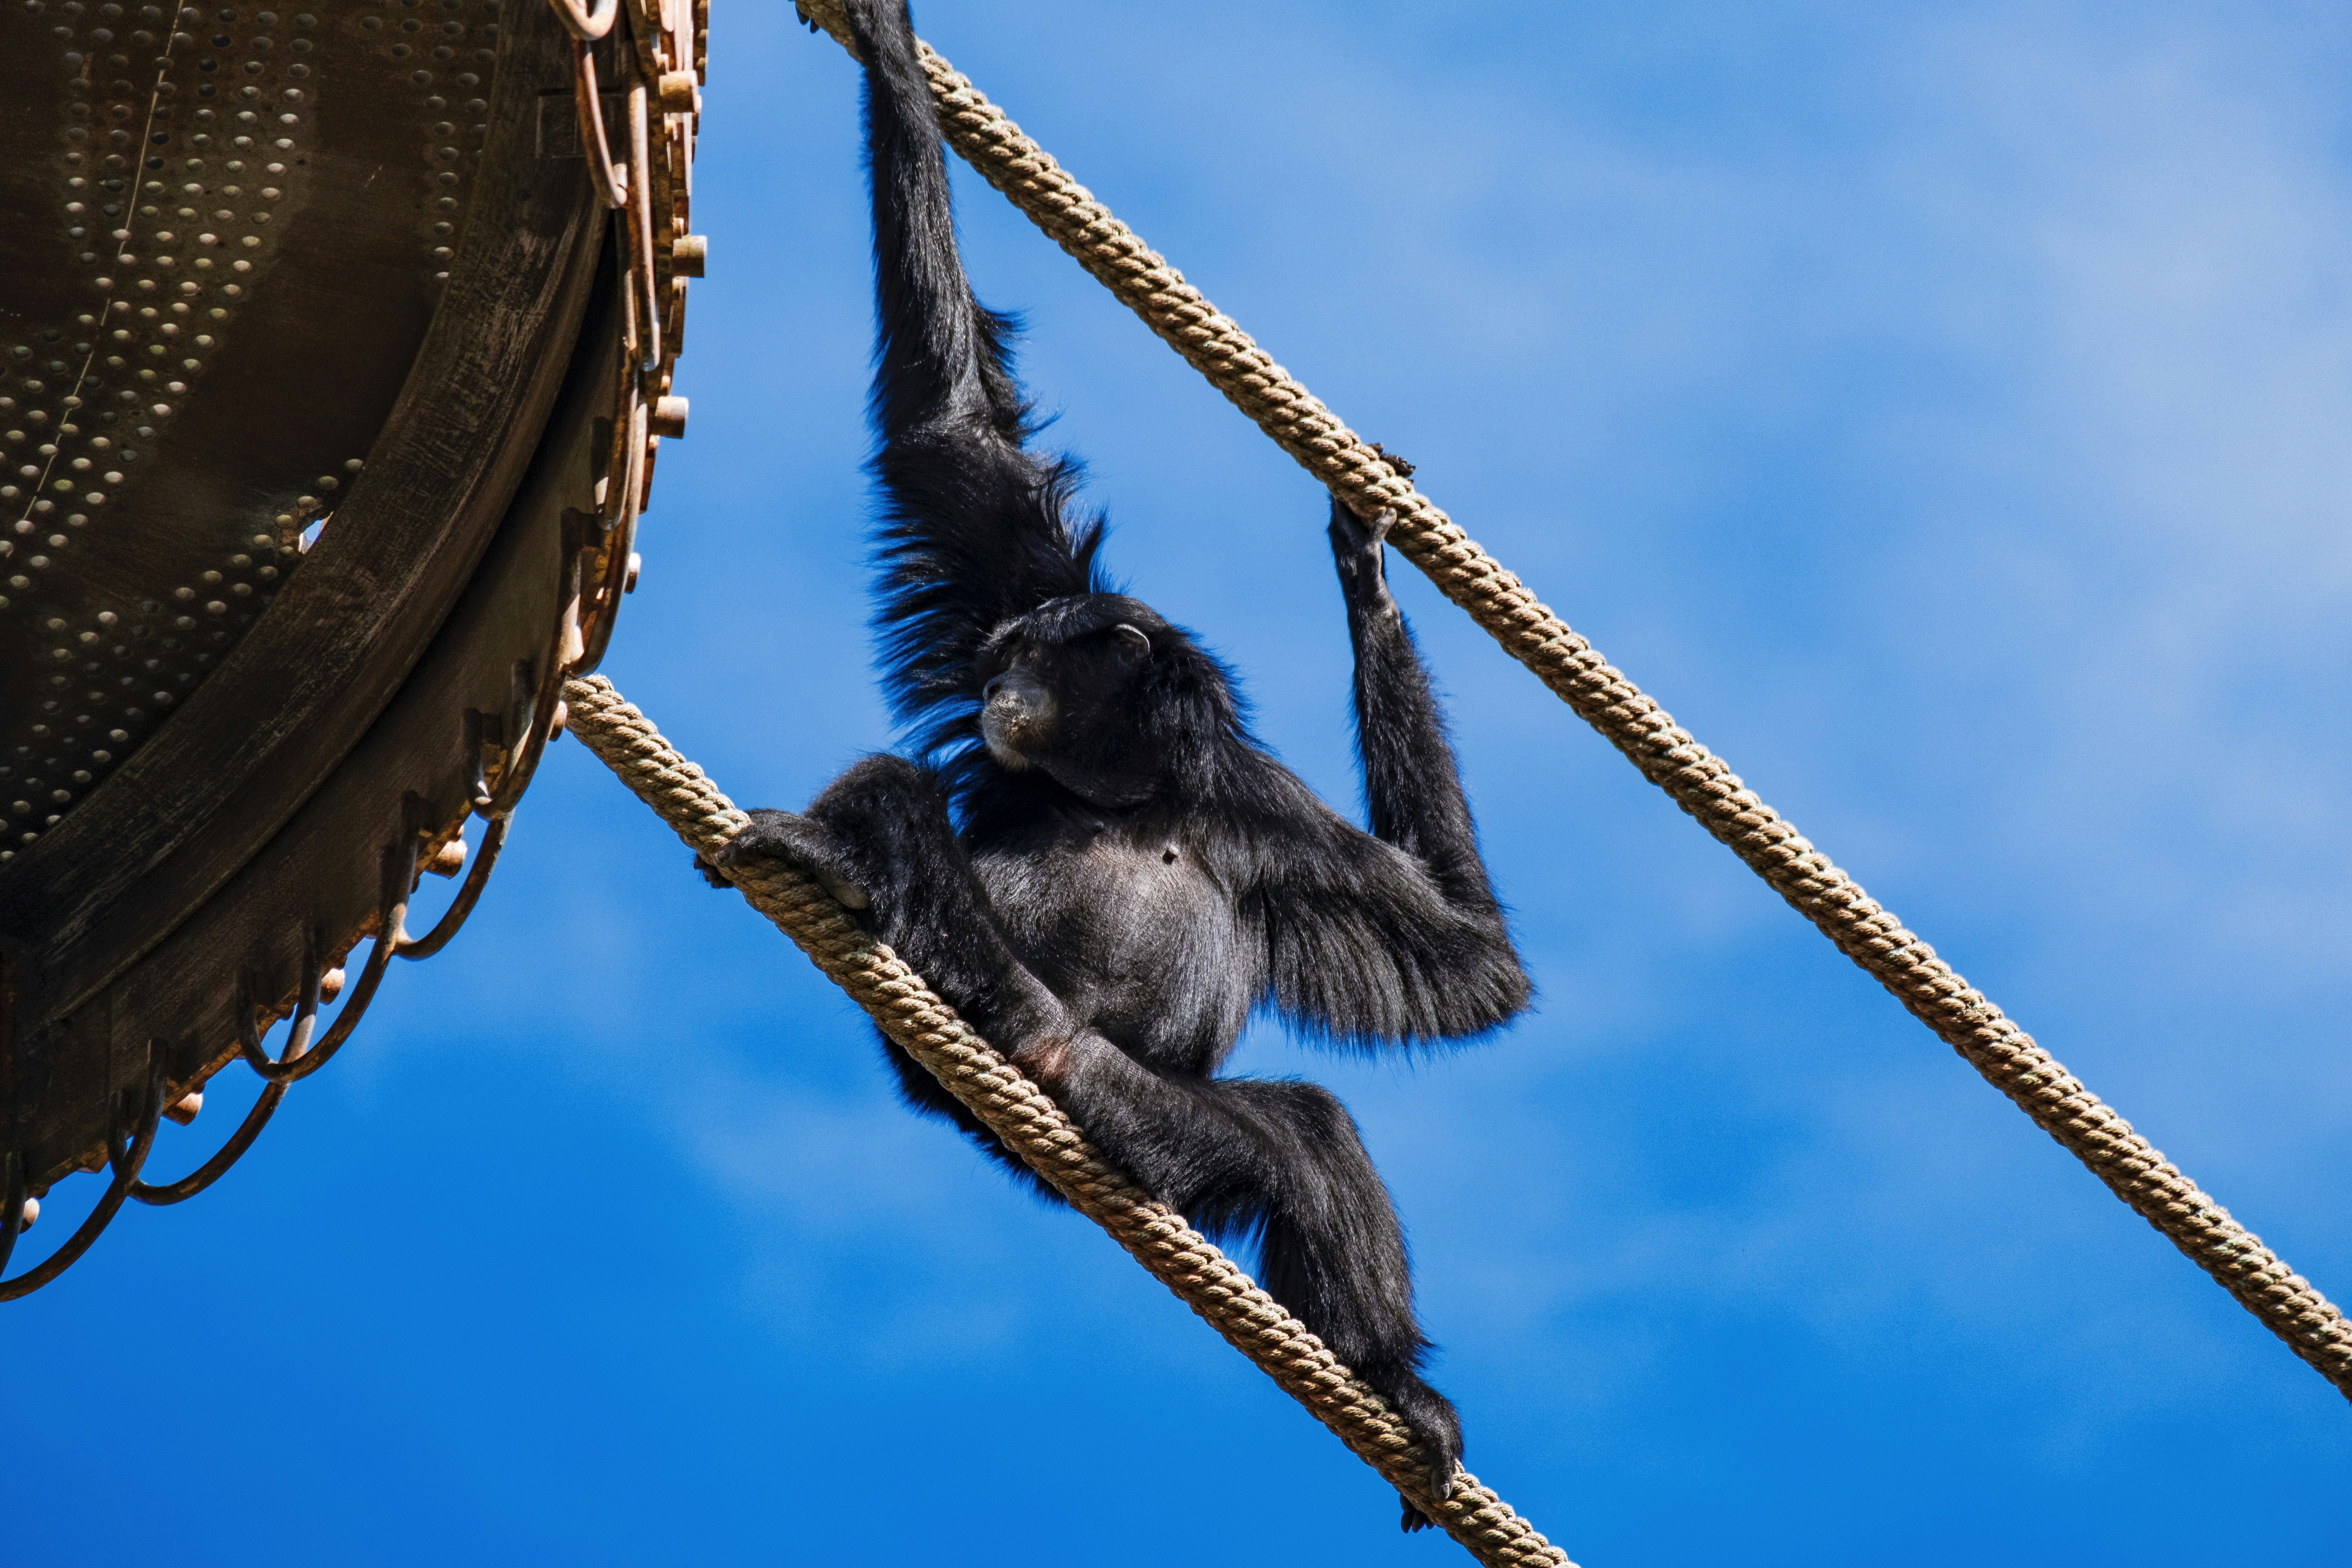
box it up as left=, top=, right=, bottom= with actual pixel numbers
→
left=972, top=592, right=1232, bottom=806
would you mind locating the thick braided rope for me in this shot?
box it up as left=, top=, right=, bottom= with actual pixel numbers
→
left=792, top=3, right=2352, bottom=1398
left=561, top=674, right=1577, bottom=1567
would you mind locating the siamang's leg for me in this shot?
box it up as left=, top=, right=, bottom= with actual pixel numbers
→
left=1328, top=498, right=1507, bottom=929
left=1220, top=1079, right=1461, bottom=1530
left=1038, top=1039, right=1462, bottom=1515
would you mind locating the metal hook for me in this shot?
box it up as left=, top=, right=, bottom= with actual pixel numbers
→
left=228, top=829, right=418, bottom=1092
left=462, top=706, right=498, bottom=813
left=547, top=0, right=619, bottom=41
left=129, top=1077, right=289, bottom=1207
left=573, top=38, right=629, bottom=210
left=0, top=1054, right=164, bottom=1300
left=396, top=812, right=511, bottom=961
left=234, top=943, right=325, bottom=1086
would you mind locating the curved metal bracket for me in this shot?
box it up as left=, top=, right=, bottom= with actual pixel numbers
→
left=550, top=0, right=620, bottom=42
left=263, top=835, right=418, bottom=1086
left=573, top=40, right=631, bottom=211
left=397, top=812, right=512, bottom=961
left=127, top=1081, right=289, bottom=1207
left=0, top=1057, right=164, bottom=1300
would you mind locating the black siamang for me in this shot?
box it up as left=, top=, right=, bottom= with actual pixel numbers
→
left=715, top=0, right=1531, bottom=1526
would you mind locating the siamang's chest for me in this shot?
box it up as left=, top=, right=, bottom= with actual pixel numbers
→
left=970, top=817, right=1256, bottom=1056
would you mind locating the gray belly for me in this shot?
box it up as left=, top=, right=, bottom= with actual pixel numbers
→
left=975, top=836, right=1255, bottom=1069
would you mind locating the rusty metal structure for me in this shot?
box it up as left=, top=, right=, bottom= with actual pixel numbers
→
left=0, top=0, right=703, bottom=1293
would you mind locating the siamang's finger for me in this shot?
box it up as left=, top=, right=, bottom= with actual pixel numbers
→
left=1326, top=495, right=1376, bottom=554
left=1326, top=491, right=1359, bottom=536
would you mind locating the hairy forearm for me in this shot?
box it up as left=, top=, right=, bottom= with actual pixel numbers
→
left=1345, top=600, right=1499, bottom=913
left=1327, top=493, right=1503, bottom=917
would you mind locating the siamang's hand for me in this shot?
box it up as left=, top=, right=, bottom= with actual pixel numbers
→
left=1327, top=495, right=1396, bottom=604
left=704, top=808, right=873, bottom=910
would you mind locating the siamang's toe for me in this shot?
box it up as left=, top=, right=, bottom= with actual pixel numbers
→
left=1396, top=1463, right=1458, bottom=1533
left=819, top=874, right=871, bottom=910
left=1423, top=1441, right=1460, bottom=1506
left=1376, top=1374, right=1461, bottom=1532
left=692, top=853, right=732, bottom=889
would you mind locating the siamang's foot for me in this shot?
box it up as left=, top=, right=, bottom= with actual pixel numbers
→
left=710, top=808, right=872, bottom=910
left=1380, top=1374, right=1462, bottom=1532
left=692, top=852, right=731, bottom=889
left=796, top=0, right=854, bottom=39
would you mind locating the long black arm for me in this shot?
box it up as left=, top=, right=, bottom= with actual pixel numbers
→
left=1253, top=500, right=1530, bottom=1045
left=1332, top=499, right=1507, bottom=920
left=849, top=0, right=1107, bottom=757
left=856, top=0, right=1020, bottom=443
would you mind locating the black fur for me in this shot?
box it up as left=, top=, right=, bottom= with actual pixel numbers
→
left=720, top=0, right=1531, bottom=1527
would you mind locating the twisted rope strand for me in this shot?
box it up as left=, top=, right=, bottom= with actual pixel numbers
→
left=788, top=2, right=2352, bottom=1398
left=562, top=674, right=1578, bottom=1568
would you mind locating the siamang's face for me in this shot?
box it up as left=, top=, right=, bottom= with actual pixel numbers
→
left=977, top=613, right=1153, bottom=773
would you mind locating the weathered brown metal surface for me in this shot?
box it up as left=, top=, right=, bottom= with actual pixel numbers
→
left=1, top=0, right=593, bottom=1007
left=0, top=0, right=515, bottom=866
left=0, top=0, right=704, bottom=1288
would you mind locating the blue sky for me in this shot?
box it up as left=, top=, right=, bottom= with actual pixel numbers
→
left=12, top=2, right=2351, bottom=1563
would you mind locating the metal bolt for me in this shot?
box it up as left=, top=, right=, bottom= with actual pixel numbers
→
left=657, top=69, right=699, bottom=115
left=650, top=396, right=688, bottom=439
left=671, top=233, right=707, bottom=278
